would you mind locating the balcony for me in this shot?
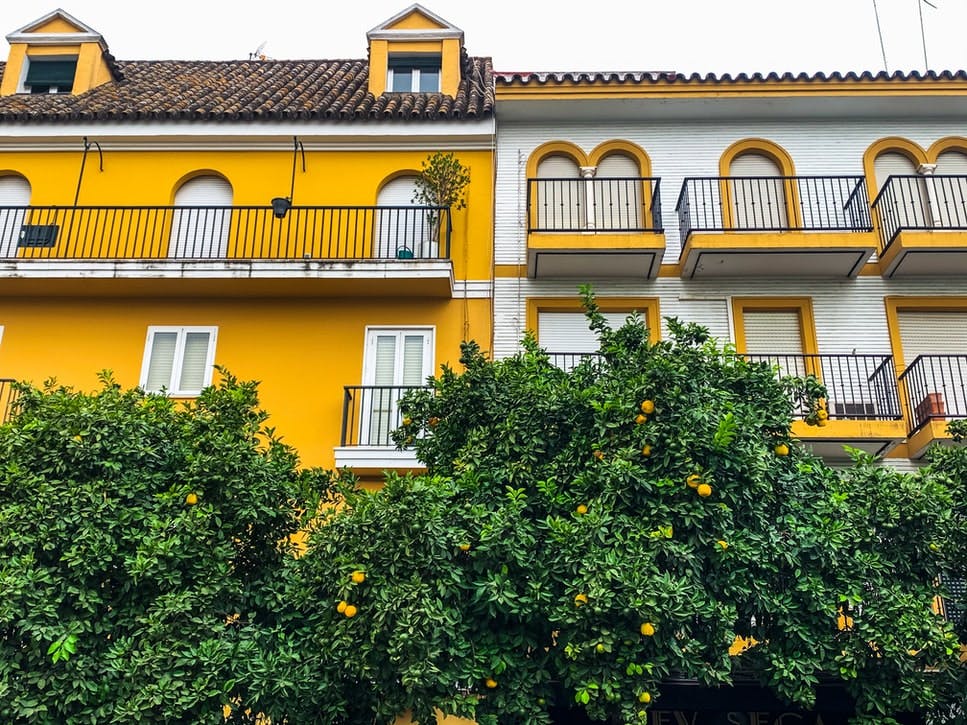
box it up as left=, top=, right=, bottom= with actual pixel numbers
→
left=676, top=176, right=876, bottom=278
left=333, top=385, right=429, bottom=474
left=526, top=177, right=665, bottom=278
left=745, top=353, right=905, bottom=459
left=873, top=175, right=967, bottom=277
left=899, top=355, right=967, bottom=458
left=0, top=205, right=454, bottom=297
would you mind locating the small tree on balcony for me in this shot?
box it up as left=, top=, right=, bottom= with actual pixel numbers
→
left=412, top=151, right=471, bottom=212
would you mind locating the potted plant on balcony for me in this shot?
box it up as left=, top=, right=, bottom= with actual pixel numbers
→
left=406, top=152, right=470, bottom=259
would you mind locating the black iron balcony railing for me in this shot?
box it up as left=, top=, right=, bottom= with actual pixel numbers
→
left=744, top=354, right=902, bottom=421
left=675, top=176, right=872, bottom=247
left=898, top=355, right=967, bottom=433
left=0, top=379, right=19, bottom=423
left=0, top=205, right=451, bottom=261
left=340, top=385, right=431, bottom=447
left=546, top=352, right=603, bottom=372
left=527, top=177, right=663, bottom=233
left=871, top=175, right=967, bottom=252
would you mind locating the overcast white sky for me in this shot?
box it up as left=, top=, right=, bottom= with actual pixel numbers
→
left=3, top=0, right=967, bottom=76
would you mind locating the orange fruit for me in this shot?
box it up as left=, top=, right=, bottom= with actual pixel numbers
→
left=686, top=474, right=702, bottom=489
left=576, top=504, right=588, bottom=515
left=774, top=443, right=789, bottom=456
left=640, top=400, right=655, bottom=414
left=343, top=604, right=358, bottom=618
left=458, top=542, right=471, bottom=552
left=574, top=593, right=588, bottom=607
left=336, top=600, right=348, bottom=613
left=402, top=416, right=412, bottom=426
left=351, top=570, right=366, bottom=584
left=485, top=677, right=498, bottom=689
left=697, top=483, right=712, bottom=498
left=429, top=416, right=440, bottom=427
left=717, top=540, right=729, bottom=550
left=593, top=450, right=604, bottom=460
left=639, top=692, right=652, bottom=704
left=595, top=643, right=606, bottom=654
left=816, top=418, right=828, bottom=428
left=641, top=444, right=652, bottom=457
left=635, top=414, right=648, bottom=425
left=640, top=622, right=655, bottom=636
left=185, top=493, right=198, bottom=505
left=817, top=409, right=829, bottom=421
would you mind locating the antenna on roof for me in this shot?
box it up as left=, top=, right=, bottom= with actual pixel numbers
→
left=249, top=41, right=267, bottom=61
left=872, top=0, right=889, bottom=73
left=918, top=0, right=938, bottom=71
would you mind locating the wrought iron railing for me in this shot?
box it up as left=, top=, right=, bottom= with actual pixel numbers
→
left=871, top=174, right=967, bottom=252
left=0, top=379, right=19, bottom=423
left=546, top=352, right=603, bottom=372
left=527, top=178, right=663, bottom=233
left=940, top=575, right=967, bottom=639
left=898, top=355, right=967, bottom=433
left=340, top=385, right=431, bottom=447
left=675, top=175, right=872, bottom=246
left=744, top=354, right=902, bottom=420
left=0, top=205, right=451, bottom=261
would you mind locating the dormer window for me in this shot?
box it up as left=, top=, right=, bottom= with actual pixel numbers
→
left=23, top=56, right=77, bottom=94
left=387, top=53, right=441, bottom=93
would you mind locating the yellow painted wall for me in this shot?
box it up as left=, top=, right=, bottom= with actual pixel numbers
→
left=0, top=295, right=491, bottom=468
left=0, top=147, right=493, bottom=280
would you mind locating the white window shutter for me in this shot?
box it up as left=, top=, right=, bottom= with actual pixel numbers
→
left=179, top=332, right=212, bottom=392
left=401, top=335, right=426, bottom=385
left=373, top=335, right=398, bottom=385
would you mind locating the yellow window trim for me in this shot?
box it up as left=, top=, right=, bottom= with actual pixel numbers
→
left=730, top=297, right=818, bottom=355
left=719, top=138, right=799, bottom=229
left=884, top=296, right=967, bottom=370
left=526, top=296, right=661, bottom=344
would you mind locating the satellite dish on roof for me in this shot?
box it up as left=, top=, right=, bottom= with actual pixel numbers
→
left=249, top=41, right=267, bottom=61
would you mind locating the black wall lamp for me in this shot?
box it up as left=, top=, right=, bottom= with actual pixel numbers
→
left=74, top=137, right=104, bottom=205
left=272, top=136, right=306, bottom=219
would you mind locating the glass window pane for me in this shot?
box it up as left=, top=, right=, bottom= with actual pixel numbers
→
left=419, top=68, right=440, bottom=92
left=391, top=69, right=413, bottom=92
left=402, top=335, right=426, bottom=385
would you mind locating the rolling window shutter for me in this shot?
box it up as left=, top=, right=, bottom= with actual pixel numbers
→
left=146, top=332, right=178, bottom=390
left=742, top=310, right=803, bottom=354
left=539, top=312, right=637, bottom=352
left=873, top=153, right=916, bottom=192
left=25, top=59, right=77, bottom=86
left=898, top=311, right=967, bottom=364
left=179, top=332, right=212, bottom=392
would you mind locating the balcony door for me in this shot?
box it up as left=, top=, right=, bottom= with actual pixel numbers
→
left=362, top=328, right=433, bottom=445
left=595, top=154, right=642, bottom=230
left=169, top=176, right=232, bottom=259
left=742, top=309, right=806, bottom=376
left=873, top=152, right=926, bottom=229
left=536, top=155, right=584, bottom=231
left=932, top=151, right=967, bottom=228
left=376, top=176, right=433, bottom=259
left=729, top=153, right=788, bottom=230
left=539, top=311, right=632, bottom=370
left=0, top=176, right=30, bottom=258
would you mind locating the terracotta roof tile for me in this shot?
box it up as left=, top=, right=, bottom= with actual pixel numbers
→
left=0, top=54, right=494, bottom=123
left=495, top=69, right=967, bottom=86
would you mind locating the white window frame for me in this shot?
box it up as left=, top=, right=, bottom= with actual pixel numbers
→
left=140, top=326, right=218, bottom=397
left=361, top=326, right=435, bottom=386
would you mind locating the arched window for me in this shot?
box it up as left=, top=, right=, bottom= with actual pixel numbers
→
left=594, top=153, right=642, bottom=230
left=873, top=152, right=927, bottom=229
left=729, top=152, right=788, bottom=229
left=376, top=175, right=436, bottom=259
left=0, top=175, right=30, bottom=258
left=933, top=150, right=967, bottom=228
left=535, top=154, right=584, bottom=230
left=169, top=175, right=232, bottom=259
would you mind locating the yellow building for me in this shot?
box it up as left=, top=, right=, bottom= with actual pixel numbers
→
left=0, top=5, right=494, bottom=478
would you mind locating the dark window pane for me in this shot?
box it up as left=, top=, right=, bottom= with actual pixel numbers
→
left=419, top=68, right=440, bottom=92
left=25, top=59, right=77, bottom=88
left=391, top=69, right=413, bottom=92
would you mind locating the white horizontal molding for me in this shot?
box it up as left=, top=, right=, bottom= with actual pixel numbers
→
left=453, top=279, right=491, bottom=298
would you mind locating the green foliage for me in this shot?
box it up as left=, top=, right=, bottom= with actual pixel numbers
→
left=0, top=370, right=328, bottom=723
left=291, top=288, right=967, bottom=723
left=413, top=151, right=471, bottom=211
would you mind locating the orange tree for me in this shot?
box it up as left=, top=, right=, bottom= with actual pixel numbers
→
left=289, top=290, right=967, bottom=724
left=0, top=371, right=325, bottom=723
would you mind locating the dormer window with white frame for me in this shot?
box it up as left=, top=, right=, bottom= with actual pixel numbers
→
left=22, top=56, right=77, bottom=94
left=387, top=53, right=441, bottom=93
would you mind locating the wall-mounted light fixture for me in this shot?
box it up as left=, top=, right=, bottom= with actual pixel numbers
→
left=74, top=137, right=104, bottom=205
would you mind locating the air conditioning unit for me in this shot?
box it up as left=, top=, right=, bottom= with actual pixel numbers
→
left=833, top=401, right=877, bottom=419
